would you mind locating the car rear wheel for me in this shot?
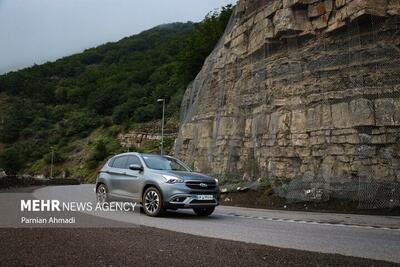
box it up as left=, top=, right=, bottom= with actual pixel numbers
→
left=193, top=207, right=215, bottom=216
left=96, top=184, right=109, bottom=203
left=143, top=187, right=165, bottom=217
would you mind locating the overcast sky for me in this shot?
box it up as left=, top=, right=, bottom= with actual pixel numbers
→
left=0, top=0, right=235, bottom=74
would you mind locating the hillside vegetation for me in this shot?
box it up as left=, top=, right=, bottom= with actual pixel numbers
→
left=0, top=5, right=233, bottom=180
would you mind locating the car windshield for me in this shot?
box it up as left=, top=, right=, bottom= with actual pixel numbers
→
left=142, top=155, right=191, bottom=172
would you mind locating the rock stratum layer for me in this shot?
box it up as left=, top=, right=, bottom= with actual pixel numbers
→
left=175, top=0, right=400, bottom=198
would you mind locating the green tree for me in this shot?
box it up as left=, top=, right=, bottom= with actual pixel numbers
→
left=91, top=140, right=108, bottom=162
left=0, top=147, right=23, bottom=174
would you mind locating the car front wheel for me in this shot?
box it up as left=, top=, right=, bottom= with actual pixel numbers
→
left=96, top=184, right=109, bottom=203
left=193, top=207, right=215, bottom=216
left=143, top=187, right=165, bottom=217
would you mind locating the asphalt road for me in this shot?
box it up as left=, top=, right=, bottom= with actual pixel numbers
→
left=32, top=185, right=400, bottom=263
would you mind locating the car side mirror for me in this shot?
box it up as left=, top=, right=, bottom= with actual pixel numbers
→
left=129, top=164, right=143, bottom=172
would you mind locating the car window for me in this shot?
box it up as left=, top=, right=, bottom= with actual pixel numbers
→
left=112, top=156, right=128, bottom=169
left=142, top=155, right=191, bottom=171
left=108, top=158, right=115, bottom=167
left=126, top=156, right=141, bottom=169
left=169, top=159, right=188, bottom=171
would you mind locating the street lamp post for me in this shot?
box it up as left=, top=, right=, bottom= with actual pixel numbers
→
left=157, top=99, right=165, bottom=155
left=50, top=147, right=54, bottom=179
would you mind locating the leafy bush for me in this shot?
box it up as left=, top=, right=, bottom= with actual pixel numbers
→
left=86, top=135, right=122, bottom=170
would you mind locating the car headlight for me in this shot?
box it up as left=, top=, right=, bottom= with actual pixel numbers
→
left=214, top=178, right=219, bottom=185
left=162, top=175, right=184, bottom=184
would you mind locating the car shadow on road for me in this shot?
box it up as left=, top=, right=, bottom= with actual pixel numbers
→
left=133, top=205, right=221, bottom=220
left=163, top=210, right=221, bottom=220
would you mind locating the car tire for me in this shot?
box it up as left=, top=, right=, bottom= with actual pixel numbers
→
left=193, top=207, right=215, bottom=216
left=142, top=187, right=165, bottom=217
left=96, top=184, right=109, bottom=203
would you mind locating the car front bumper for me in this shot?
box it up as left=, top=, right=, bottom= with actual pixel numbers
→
left=159, top=181, right=220, bottom=209
left=165, top=193, right=219, bottom=209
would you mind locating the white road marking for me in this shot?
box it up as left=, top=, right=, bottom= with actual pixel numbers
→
left=217, top=212, right=400, bottom=231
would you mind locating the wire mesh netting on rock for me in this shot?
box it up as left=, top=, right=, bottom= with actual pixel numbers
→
left=272, top=178, right=400, bottom=209
left=175, top=8, right=400, bottom=210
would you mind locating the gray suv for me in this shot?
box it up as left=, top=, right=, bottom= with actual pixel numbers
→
left=96, top=153, right=220, bottom=217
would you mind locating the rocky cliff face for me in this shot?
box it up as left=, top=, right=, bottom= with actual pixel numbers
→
left=175, top=0, right=400, bottom=199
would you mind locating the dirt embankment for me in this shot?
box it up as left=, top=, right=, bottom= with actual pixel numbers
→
left=220, top=189, right=400, bottom=216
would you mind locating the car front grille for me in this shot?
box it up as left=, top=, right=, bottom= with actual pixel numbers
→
left=185, top=181, right=217, bottom=190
